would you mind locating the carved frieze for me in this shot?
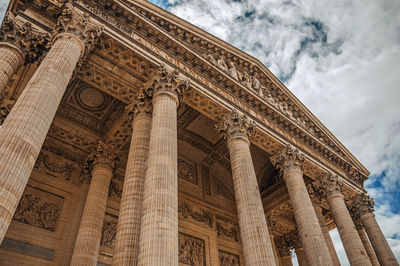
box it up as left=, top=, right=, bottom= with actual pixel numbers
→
left=216, top=222, right=239, bottom=242
left=178, top=232, right=206, bottom=266
left=34, top=151, right=75, bottom=181
left=13, top=186, right=63, bottom=232
left=178, top=157, right=197, bottom=185
left=178, top=201, right=213, bottom=228
left=100, top=214, right=118, bottom=248
left=219, top=250, right=240, bottom=266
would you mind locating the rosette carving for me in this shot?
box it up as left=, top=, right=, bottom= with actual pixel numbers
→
left=126, top=90, right=153, bottom=122
left=82, top=141, right=119, bottom=175
left=270, top=144, right=305, bottom=173
left=53, top=3, right=104, bottom=56
left=143, top=64, right=189, bottom=103
left=319, top=172, right=343, bottom=197
left=0, top=12, right=51, bottom=64
left=215, top=109, right=256, bottom=141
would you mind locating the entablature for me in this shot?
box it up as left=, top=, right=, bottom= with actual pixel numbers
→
left=7, top=0, right=369, bottom=188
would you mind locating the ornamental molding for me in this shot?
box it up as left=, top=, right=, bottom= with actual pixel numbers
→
left=18, top=0, right=369, bottom=186
left=349, top=193, right=374, bottom=219
left=82, top=141, right=119, bottom=175
left=319, top=172, right=344, bottom=198
left=0, top=12, right=51, bottom=64
left=270, top=144, right=305, bottom=173
left=215, top=109, right=256, bottom=141
left=143, top=64, right=189, bottom=103
left=307, top=183, right=325, bottom=205
left=53, top=3, right=104, bottom=58
left=126, top=89, right=153, bottom=122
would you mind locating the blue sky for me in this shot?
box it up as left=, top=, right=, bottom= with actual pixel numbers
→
left=1, top=0, right=399, bottom=264
left=144, top=0, right=400, bottom=264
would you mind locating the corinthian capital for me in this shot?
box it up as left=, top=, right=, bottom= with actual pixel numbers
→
left=319, top=172, right=343, bottom=198
left=126, top=90, right=153, bottom=122
left=53, top=3, right=104, bottom=57
left=271, top=144, right=305, bottom=173
left=83, top=141, right=119, bottom=174
left=307, top=183, right=325, bottom=205
left=350, top=193, right=374, bottom=218
left=215, top=109, right=256, bottom=141
left=274, top=235, right=292, bottom=257
left=0, top=12, right=51, bottom=64
left=143, top=64, right=189, bottom=104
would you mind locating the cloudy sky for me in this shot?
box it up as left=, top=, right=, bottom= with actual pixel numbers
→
left=145, top=0, right=400, bottom=264
left=1, top=0, right=399, bottom=264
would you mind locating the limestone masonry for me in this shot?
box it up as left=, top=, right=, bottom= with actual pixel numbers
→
left=0, top=0, right=397, bottom=265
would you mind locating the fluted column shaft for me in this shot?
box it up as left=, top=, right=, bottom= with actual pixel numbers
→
left=358, top=228, right=380, bottom=266
left=273, top=146, right=333, bottom=266
left=0, top=43, right=23, bottom=91
left=137, top=66, right=188, bottom=266
left=71, top=162, right=114, bottom=265
left=0, top=34, right=82, bottom=242
left=295, top=247, right=308, bottom=266
left=0, top=4, right=102, bottom=243
left=361, top=213, right=399, bottom=266
left=228, top=137, right=277, bottom=265
left=217, top=110, right=277, bottom=266
left=112, top=95, right=152, bottom=266
left=313, top=202, right=341, bottom=265
left=327, top=194, right=371, bottom=266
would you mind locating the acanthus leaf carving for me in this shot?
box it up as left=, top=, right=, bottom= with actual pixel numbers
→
left=143, top=64, right=189, bottom=103
left=0, top=12, right=51, bottom=64
left=270, top=144, right=305, bottom=173
left=319, top=172, right=344, bottom=198
left=126, top=89, right=153, bottom=122
left=178, top=201, right=213, bottom=228
left=82, top=141, right=120, bottom=177
left=53, top=3, right=104, bottom=58
left=215, top=109, right=256, bottom=140
left=349, top=193, right=374, bottom=220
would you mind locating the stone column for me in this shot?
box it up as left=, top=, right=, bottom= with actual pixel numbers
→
left=308, top=184, right=341, bottom=266
left=216, top=110, right=277, bottom=266
left=271, top=145, right=333, bottom=266
left=352, top=193, right=399, bottom=266
left=287, top=230, right=309, bottom=266
left=136, top=66, right=188, bottom=266
left=274, top=235, right=293, bottom=266
left=0, top=3, right=103, bottom=243
left=320, top=173, right=372, bottom=266
left=70, top=142, right=119, bottom=265
left=0, top=12, right=50, bottom=92
left=112, top=92, right=152, bottom=266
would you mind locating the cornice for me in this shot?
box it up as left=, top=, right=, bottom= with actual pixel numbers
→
left=13, top=0, right=368, bottom=186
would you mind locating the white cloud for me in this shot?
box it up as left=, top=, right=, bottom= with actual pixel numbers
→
left=159, top=0, right=400, bottom=263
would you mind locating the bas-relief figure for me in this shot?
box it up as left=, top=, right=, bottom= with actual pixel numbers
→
left=178, top=232, right=206, bottom=266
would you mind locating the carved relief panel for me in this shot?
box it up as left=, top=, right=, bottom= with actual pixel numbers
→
left=13, top=185, right=64, bottom=232
left=219, top=250, right=240, bottom=266
left=179, top=232, right=206, bottom=266
left=100, top=214, right=118, bottom=249
left=179, top=157, right=197, bottom=185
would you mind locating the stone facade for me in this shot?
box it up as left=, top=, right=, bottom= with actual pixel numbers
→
left=0, top=1, right=397, bottom=266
